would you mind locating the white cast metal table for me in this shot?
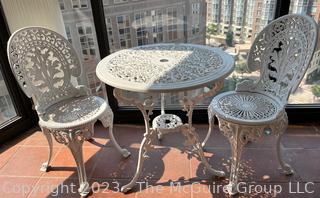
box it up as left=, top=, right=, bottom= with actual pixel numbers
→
left=96, top=43, right=234, bottom=192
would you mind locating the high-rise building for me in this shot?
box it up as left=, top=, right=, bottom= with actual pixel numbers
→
left=289, top=0, right=320, bottom=78
left=207, top=0, right=277, bottom=43
left=103, top=0, right=207, bottom=53
left=58, top=0, right=207, bottom=105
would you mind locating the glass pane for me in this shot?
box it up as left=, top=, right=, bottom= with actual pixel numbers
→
left=0, top=70, right=17, bottom=124
left=103, top=0, right=277, bottom=108
left=288, top=0, right=320, bottom=104
left=58, top=0, right=106, bottom=98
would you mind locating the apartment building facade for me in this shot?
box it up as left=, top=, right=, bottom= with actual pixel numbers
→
left=288, top=0, right=320, bottom=78
left=58, top=0, right=207, bottom=104
left=103, top=0, right=207, bottom=53
left=206, top=0, right=277, bottom=43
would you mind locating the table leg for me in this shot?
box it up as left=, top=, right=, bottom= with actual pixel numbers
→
left=114, top=89, right=158, bottom=193
left=180, top=81, right=225, bottom=177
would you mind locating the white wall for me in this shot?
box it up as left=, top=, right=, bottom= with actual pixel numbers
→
left=1, top=0, right=66, bottom=36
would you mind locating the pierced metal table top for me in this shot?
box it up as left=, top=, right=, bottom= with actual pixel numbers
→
left=97, top=43, right=234, bottom=93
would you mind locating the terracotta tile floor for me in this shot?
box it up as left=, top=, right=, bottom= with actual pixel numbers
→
left=1, top=123, right=320, bottom=197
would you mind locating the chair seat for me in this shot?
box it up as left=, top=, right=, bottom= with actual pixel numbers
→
left=39, top=96, right=109, bottom=129
left=209, top=91, right=283, bottom=125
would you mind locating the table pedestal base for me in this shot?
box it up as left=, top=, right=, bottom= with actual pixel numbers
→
left=152, top=113, right=183, bottom=140
left=114, top=81, right=225, bottom=193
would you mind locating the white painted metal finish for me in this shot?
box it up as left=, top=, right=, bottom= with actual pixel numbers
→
left=206, top=14, right=318, bottom=195
left=96, top=43, right=234, bottom=93
left=7, top=27, right=130, bottom=197
left=97, top=43, right=235, bottom=193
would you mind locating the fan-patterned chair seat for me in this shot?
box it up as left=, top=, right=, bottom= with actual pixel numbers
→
left=204, top=14, right=318, bottom=195
left=7, top=27, right=131, bottom=197
left=210, top=91, right=283, bottom=125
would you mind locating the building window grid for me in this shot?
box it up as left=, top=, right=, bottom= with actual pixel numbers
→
left=106, top=17, right=115, bottom=52
left=192, top=3, right=201, bottom=35
left=135, top=12, right=148, bottom=46
left=59, top=0, right=65, bottom=10
left=151, top=10, right=164, bottom=43
left=192, top=20, right=200, bottom=35
left=71, top=0, right=88, bottom=9
left=114, top=0, right=128, bottom=4
left=192, top=3, right=200, bottom=14
left=167, top=7, right=178, bottom=41
left=76, top=23, right=96, bottom=61
left=117, top=15, right=131, bottom=49
left=65, top=26, right=72, bottom=43
left=87, top=73, right=101, bottom=95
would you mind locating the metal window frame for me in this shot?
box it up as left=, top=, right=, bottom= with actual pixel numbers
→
left=0, top=3, right=38, bottom=144
left=0, top=0, right=316, bottom=143
left=92, top=0, right=320, bottom=124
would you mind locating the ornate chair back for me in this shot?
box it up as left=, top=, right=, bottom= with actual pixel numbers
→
left=247, top=14, right=318, bottom=104
left=7, top=27, right=87, bottom=114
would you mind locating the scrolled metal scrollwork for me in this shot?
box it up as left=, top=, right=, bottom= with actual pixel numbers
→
left=49, top=124, right=93, bottom=146
left=105, top=45, right=224, bottom=85
left=7, top=27, right=87, bottom=114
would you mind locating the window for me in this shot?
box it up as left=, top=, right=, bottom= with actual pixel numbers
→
left=71, top=0, right=79, bottom=8
left=289, top=0, right=320, bottom=104
left=80, top=0, right=88, bottom=8
left=106, top=17, right=115, bottom=52
left=167, top=7, right=178, bottom=41
left=71, top=0, right=88, bottom=9
left=58, top=1, right=105, bottom=97
left=0, top=71, right=16, bottom=125
left=77, top=23, right=96, bottom=60
left=192, top=3, right=201, bottom=35
left=65, top=26, right=72, bottom=43
left=87, top=73, right=102, bottom=97
left=151, top=10, right=164, bottom=43
left=117, top=15, right=131, bottom=48
left=102, top=0, right=279, bottom=109
left=204, top=0, right=278, bottom=106
left=114, top=0, right=127, bottom=4
left=135, top=12, right=148, bottom=46
left=1, top=0, right=314, bottom=127
left=59, top=0, right=65, bottom=10
left=192, top=3, right=200, bottom=14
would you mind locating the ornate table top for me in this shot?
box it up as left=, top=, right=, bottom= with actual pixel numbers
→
left=96, top=43, right=234, bottom=93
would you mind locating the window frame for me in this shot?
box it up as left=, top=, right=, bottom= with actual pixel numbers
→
left=71, top=0, right=88, bottom=9
left=92, top=0, right=320, bottom=124
left=0, top=4, right=37, bottom=143
left=0, top=0, right=313, bottom=136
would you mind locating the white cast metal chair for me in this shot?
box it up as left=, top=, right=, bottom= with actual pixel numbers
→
left=205, top=14, right=318, bottom=195
left=7, top=27, right=131, bottom=196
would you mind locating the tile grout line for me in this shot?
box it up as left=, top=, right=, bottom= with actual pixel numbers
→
left=25, top=175, right=42, bottom=198
left=26, top=146, right=63, bottom=198
left=0, top=175, right=41, bottom=178
left=86, top=146, right=103, bottom=180
left=189, top=156, right=193, bottom=198
left=0, top=144, right=22, bottom=171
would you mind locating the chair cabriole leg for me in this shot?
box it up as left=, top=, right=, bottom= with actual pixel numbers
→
left=100, top=108, right=131, bottom=158
left=227, top=125, right=246, bottom=195
left=40, top=127, right=53, bottom=172
left=67, top=129, right=91, bottom=197
left=202, top=106, right=215, bottom=148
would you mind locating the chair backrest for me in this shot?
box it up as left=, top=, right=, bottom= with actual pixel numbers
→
left=7, top=27, right=86, bottom=114
left=247, top=14, right=318, bottom=104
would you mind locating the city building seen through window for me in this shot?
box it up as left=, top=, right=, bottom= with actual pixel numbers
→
left=56, top=0, right=320, bottom=107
